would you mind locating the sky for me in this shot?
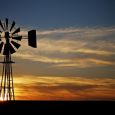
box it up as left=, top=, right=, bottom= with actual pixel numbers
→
left=0, top=0, right=115, bottom=100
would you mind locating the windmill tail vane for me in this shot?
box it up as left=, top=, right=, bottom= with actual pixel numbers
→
left=0, top=18, right=37, bottom=101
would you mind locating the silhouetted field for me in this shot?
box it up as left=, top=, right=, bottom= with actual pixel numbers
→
left=0, top=101, right=114, bottom=113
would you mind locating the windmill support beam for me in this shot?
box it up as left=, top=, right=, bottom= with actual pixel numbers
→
left=0, top=55, right=15, bottom=101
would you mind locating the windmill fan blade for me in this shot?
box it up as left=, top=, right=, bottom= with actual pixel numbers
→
left=0, top=20, right=5, bottom=31
left=3, top=43, right=9, bottom=55
left=28, top=30, right=37, bottom=48
left=11, top=41, right=20, bottom=49
left=12, top=36, right=22, bottom=41
left=5, top=18, right=8, bottom=30
left=0, top=42, right=3, bottom=53
left=3, top=43, right=16, bottom=55
left=12, top=28, right=20, bottom=35
left=10, top=21, right=15, bottom=31
left=9, top=43, right=16, bottom=54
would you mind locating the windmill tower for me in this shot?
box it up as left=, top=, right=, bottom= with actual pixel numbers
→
left=0, top=18, right=37, bottom=101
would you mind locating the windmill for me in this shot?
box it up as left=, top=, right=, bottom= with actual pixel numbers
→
left=0, top=18, right=37, bottom=101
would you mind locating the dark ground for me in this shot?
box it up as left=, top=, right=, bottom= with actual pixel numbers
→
left=0, top=101, right=114, bottom=114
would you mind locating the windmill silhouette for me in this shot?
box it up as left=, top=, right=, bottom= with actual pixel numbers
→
left=0, top=18, right=37, bottom=101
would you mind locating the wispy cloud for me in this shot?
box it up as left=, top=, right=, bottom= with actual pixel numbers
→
left=0, top=26, right=113, bottom=81
left=13, top=26, right=115, bottom=69
left=13, top=75, right=115, bottom=100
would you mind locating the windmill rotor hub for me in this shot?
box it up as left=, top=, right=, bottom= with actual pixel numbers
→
left=5, top=32, right=10, bottom=39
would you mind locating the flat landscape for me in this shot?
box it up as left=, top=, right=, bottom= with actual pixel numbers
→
left=0, top=101, right=114, bottom=113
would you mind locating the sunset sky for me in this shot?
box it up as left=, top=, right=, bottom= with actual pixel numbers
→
left=0, top=0, right=115, bottom=100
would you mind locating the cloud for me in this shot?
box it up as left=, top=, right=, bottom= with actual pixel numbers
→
left=55, top=59, right=114, bottom=68
left=0, top=27, right=114, bottom=78
left=13, top=26, right=115, bottom=69
left=13, top=75, right=115, bottom=100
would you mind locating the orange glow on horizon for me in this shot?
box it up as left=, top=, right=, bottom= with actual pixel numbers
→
left=10, top=76, right=115, bottom=100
